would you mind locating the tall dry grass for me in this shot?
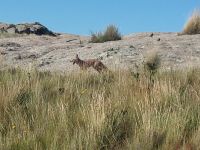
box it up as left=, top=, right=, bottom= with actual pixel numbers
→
left=182, top=9, right=200, bottom=35
left=0, top=68, right=200, bottom=149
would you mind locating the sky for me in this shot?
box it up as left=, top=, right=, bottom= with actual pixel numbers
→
left=0, top=0, right=199, bottom=35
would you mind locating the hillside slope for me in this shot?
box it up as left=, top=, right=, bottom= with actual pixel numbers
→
left=0, top=32, right=200, bottom=72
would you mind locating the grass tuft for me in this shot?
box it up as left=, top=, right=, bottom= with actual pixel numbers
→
left=145, top=52, right=161, bottom=74
left=91, top=25, right=121, bottom=43
left=182, top=9, right=200, bottom=35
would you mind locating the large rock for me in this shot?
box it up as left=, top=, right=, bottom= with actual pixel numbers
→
left=15, top=24, right=27, bottom=33
left=7, top=27, right=17, bottom=34
left=0, top=23, right=10, bottom=31
left=0, top=22, right=56, bottom=36
left=0, top=23, right=15, bottom=33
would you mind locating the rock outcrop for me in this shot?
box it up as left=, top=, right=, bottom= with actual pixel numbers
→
left=0, top=22, right=56, bottom=36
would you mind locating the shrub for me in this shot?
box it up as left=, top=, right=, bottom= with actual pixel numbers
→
left=91, top=32, right=104, bottom=43
left=145, top=52, right=161, bottom=74
left=90, top=25, right=121, bottom=43
left=182, top=9, right=200, bottom=35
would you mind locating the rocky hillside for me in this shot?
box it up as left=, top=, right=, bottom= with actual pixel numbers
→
left=0, top=26, right=200, bottom=73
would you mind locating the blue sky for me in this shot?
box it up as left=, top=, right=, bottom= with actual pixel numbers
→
left=0, top=0, right=199, bottom=35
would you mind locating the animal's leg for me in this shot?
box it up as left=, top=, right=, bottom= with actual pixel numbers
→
left=93, top=62, right=103, bottom=73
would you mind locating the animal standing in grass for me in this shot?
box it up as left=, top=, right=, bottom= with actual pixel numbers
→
left=70, top=54, right=108, bottom=73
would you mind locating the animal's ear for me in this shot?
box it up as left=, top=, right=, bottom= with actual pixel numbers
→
left=76, top=54, right=79, bottom=59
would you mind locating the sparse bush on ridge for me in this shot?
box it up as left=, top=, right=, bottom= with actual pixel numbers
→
left=182, top=9, right=200, bottom=35
left=91, top=25, right=122, bottom=43
left=0, top=68, right=200, bottom=149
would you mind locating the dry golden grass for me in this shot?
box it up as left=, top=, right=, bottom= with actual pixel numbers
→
left=182, top=9, right=200, bottom=35
left=0, top=68, right=200, bottom=149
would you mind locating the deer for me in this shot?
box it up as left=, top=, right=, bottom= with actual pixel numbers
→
left=70, top=54, right=108, bottom=73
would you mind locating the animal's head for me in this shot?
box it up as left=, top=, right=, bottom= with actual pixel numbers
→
left=70, top=54, right=80, bottom=65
